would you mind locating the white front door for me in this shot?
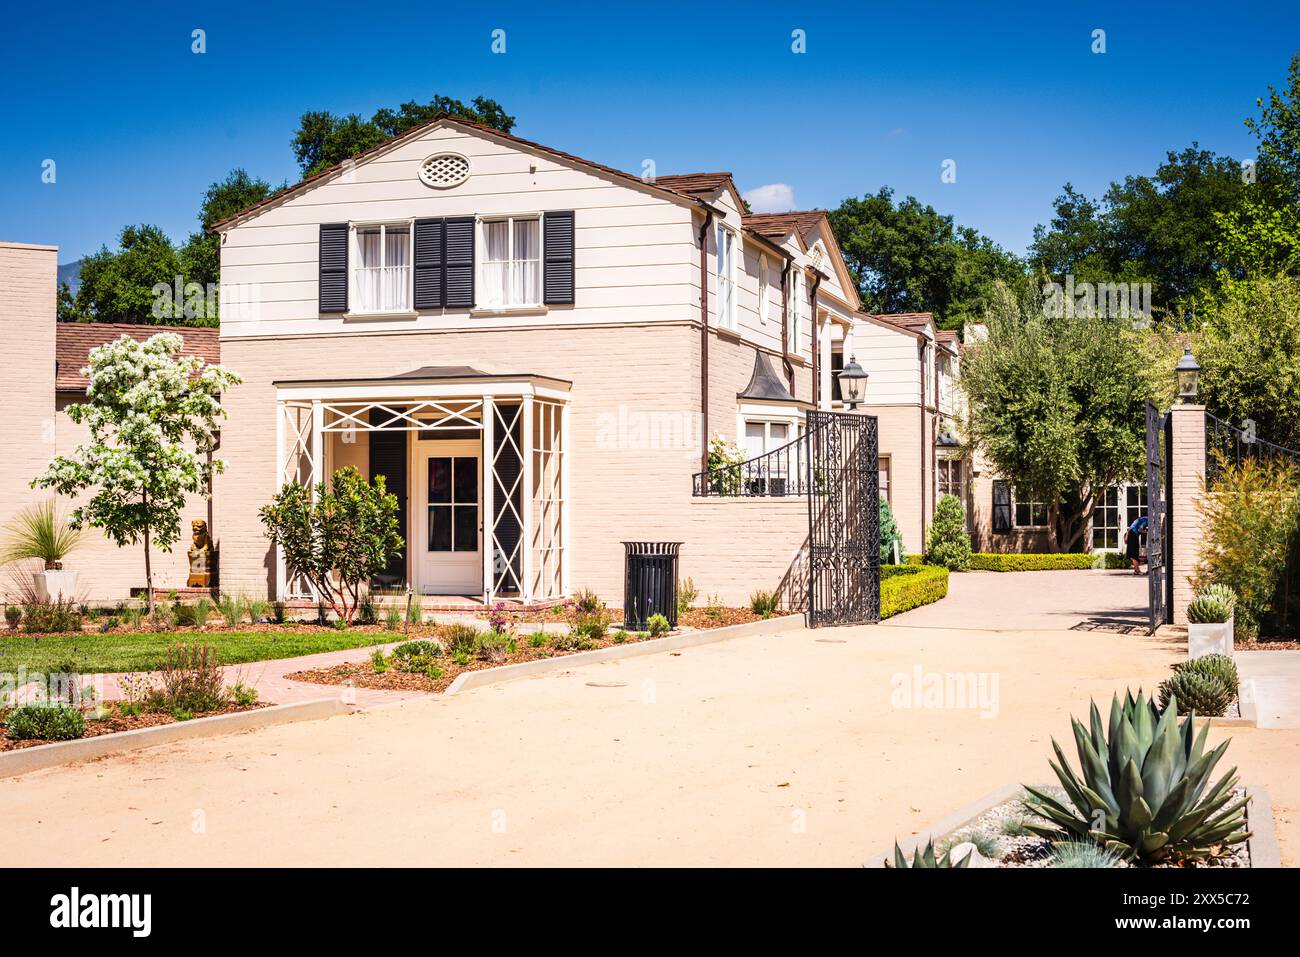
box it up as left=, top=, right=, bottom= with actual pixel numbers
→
left=414, top=438, right=483, bottom=595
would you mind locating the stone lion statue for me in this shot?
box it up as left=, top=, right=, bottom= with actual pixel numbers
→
left=187, top=519, right=216, bottom=587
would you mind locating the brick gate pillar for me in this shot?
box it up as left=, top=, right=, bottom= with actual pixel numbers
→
left=1168, top=404, right=1207, bottom=625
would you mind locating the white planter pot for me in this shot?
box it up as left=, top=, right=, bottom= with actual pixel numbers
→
left=34, top=569, right=78, bottom=603
left=1189, top=616, right=1234, bottom=659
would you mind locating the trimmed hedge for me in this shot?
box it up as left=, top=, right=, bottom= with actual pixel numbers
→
left=880, top=564, right=949, bottom=618
left=968, top=552, right=1128, bottom=572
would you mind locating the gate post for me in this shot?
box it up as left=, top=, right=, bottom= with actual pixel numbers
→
left=1168, top=404, right=1207, bottom=625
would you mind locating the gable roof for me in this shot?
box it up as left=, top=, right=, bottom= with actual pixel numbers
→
left=56, top=323, right=220, bottom=392
left=874, top=312, right=936, bottom=335
left=653, top=172, right=745, bottom=210
left=742, top=211, right=828, bottom=245
left=211, top=115, right=726, bottom=233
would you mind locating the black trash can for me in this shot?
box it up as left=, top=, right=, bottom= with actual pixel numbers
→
left=623, top=541, right=682, bottom=631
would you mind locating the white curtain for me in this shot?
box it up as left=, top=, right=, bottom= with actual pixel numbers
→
left=514, top=219, right=540, bottom=305
left=354, top=228, right=382, bottom=311
left=352, top=226, right=409, bottom=311
left=483, top=219, right=539, bottom=307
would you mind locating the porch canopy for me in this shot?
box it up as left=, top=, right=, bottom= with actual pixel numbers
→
left=274, top=366, right=570, bottom=606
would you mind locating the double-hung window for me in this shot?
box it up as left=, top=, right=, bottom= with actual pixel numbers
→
left=480, top=216, right=542, bottom=308
left=938, top=458, right=964, bottom=501
left=743, top=419, right=792, bottom=495
left=351, top=222, right=412, bottom=313
left=787, top=270, right=801, bottom=352
left=716, top=224, right=736, bottom=329
left=1014, top=491, right=1048, bottom=527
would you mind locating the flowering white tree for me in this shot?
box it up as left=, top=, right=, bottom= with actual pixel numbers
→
left=33, top=333, right=240, bottom=612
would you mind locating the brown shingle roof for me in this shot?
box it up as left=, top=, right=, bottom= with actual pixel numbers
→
left=874, top=312, right=935, bottom=332
left=653, top=173, right=734, bottom=199
left=742, top=211, right=828, bottom=243
left=56, top=323, right=220, bottom=392
left=210, top=116, right=726, bottom=232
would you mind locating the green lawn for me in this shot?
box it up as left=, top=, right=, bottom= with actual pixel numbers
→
left=0, top=629, right=392, bottom=674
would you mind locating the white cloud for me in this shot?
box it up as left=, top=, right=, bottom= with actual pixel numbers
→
left=742, top=183, right=796, bottom=213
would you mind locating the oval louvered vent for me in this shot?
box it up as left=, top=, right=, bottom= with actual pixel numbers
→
left=418, top=153, right=470, bottom=189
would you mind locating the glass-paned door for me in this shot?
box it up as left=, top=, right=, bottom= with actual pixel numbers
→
left=1093, top=487, right=1120, bottom=549
left=417, top=440, right=482, bottom=595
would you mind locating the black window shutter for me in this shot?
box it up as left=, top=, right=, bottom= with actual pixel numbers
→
left=368, top=410, right=407, bottom=585
left=543, top=211, right=575, bottom=305
left=443, top=217, right=475, bottom=308
left=413, top=218, right=444, bottom=309
left=992, top=479, right=1011, bottom=533
left=319, top=223, right=348, bottom=313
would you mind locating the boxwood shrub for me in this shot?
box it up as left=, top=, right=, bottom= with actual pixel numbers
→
left=968, top=552, right=1127, bottom=572
left=880, top=564, right=949, bottom=618
left=6, top=703, right=86, bottom=741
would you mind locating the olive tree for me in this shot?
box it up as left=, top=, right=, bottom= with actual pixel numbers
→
left=33, top=333, right=239, bottom=611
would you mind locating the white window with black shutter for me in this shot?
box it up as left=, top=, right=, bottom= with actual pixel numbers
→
left=350, top=222, right=413, bottom=314
left=479, top=215, right=541, bottom=308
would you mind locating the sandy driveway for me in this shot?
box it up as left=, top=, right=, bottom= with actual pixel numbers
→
left=2, top=618, right=1295, bottom=867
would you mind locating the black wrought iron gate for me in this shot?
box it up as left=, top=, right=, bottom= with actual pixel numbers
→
left=806, top=411, right=881, bottom=626
left=1144, top=401, right=1171, bottom=632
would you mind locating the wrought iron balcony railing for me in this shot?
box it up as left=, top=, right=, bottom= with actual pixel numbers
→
left=692, top=430, right=814, bottom=497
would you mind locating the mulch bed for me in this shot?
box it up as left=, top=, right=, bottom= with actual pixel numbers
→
left=0, top=702, right=267, bottom=752
left=289, top=627, right=681, bottom=695
left=678, top=608, right=793, bottom=629
left=1236, top=636, right=1300, bottom=651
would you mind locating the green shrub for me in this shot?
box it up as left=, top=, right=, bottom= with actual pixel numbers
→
left=6, top=703, right=86, bottom=741
left=1178, top=653, right=1239, bottom=691
left=216, top=592, right=247, bottom=628
left=475, top=630, right=515, bottom=663
left=21, top=599, right=83, bottom=633
left=384, top=605, right=402, bottom=631
left=1049, top=840, right=1123, bottom=869
left=567, top=589, right=611, bottom=640
left=173, top=602, right=204, bottom=627
left=968, top=552, right=1112, bottom=572
left=1159, top=670, right=1234, bottom=716
left=246, top=598, right=271, bottom=624
left=527, top=630, right=548, bottom=648
left=646, top=613, right=670, bottom=636
left=371, top=648, right=389, bottom=672
left=5, top=605, right=21, bottom=629
left=611, top=630, right=628, bottom=643
left=157, top=642, right=224, bottom=713
left=391, top=639, right=442, bottom=672
left=880, top=565, right=949, bottom=619
left=440, top=623, right=481, bottom=657
left=356, top=594, right=378, bottom=626
left=748, top=590, right=778, bottom=618
left=227, top=682, right=259, bottom=707
left=1195, top=454, right=1300, bottom=639
left=1023, top=690, right=1249, bottom=862
left=879, top=496, right=905, bottom=564
left=924, top=494, right=972, bottom=571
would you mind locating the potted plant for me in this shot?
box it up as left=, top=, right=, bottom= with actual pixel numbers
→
left=1, top=500, right=85, bottom=602
left=1187, top=584, right=1236, bottom=659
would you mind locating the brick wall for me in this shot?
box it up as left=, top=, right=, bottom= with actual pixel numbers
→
left=1169, top=404, right=1207, bottom=625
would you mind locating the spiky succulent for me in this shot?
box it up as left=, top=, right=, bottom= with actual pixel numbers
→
left=1023, top=691, right=1250, bottom=863
left=1187, top=594, right=1233, bottom=624
left=1178, top=653, right=1239, bottom=691
left=886, top=837, right=972, bottom=868
left=1159, top=671, right=1234, bottom=717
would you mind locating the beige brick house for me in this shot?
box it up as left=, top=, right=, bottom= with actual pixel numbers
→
left=4, top=118, right=1113, bottom=610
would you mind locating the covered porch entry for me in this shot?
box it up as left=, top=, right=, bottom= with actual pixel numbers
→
left=274, top=366, right=570, bottom=606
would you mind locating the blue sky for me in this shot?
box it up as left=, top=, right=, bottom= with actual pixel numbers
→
left=2, top=0, right=1296, bottom=264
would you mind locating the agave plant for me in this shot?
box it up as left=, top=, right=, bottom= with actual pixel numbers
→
left=1179, top=653, right=1239, bottom=690
left=1159, top=671, right=1234, bottom=717
left=1023, top=690, right=1250, bottom=863
left=0, top=500, right=84, bottom=569
left=886, top=837, right=972, bottom=869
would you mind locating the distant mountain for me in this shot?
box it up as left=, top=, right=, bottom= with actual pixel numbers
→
left=57, top=259, right=82, bottom=295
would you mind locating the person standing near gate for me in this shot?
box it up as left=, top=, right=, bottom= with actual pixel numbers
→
left=1125, top=514, right=1149, bottom=575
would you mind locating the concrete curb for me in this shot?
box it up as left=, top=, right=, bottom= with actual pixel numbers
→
left=865, top=782, right=1279, bottom=867
left=0, top=698, right=349, bottom=779
left=445, top=613, right=804, bottom=695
